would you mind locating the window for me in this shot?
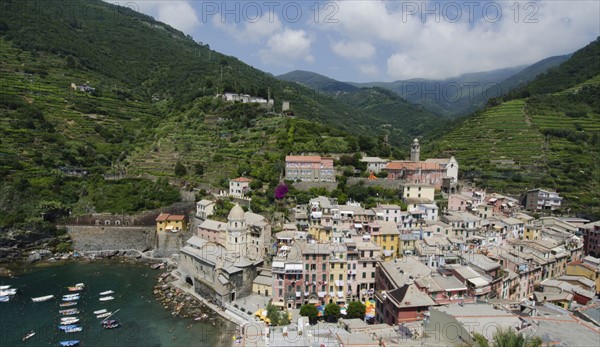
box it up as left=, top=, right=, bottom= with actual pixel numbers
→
left=371, top=272, right=375, bottom=278
left=305, top=264, right=309, bottom=271
left=362, top=273, right=366, bottom=279
left=330, top=274, right=334, bottom=281
left=322, top=264, right=326, bottom=271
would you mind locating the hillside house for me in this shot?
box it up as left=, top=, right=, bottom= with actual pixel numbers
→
left=155, top=213, right=187, bottom=233
left=360, top=157, right=388, bottom=174
left=196, top=199, right=215, bottom=220
left=285, top=155, right=335, bottom=182
left=229, top=177, right=251, bottom=197
left=523, top=188, right=563, bottom=211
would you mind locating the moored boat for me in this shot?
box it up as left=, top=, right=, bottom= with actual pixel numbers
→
left=61, top=318, right=80, bottom=324
left=67, top=283, right=85, bottom=292
left=96, top=312, right=112, bottom=319
left=93, top=309, right=107, bottom=315
left=0, top=295, right=9, bottom=303
left=99, top=296, right=114, bottom=301
left=22, top=331, right=35, bottom=341
left=0, top=288, right=17, bottom=296
left=64, top=327, right=82, bottom=333
left=59, top=308, right=79, bottom=315
left=59, top=340, right=80, bottom=346
left=61, top=316, right=78, bottom=321
left=99, top=290, right=114, bottom=296
left=59, top=301, right=77, bottom=307
left=0, top=285, right=11, bottom=290
left=102, top=322, right=120, bottom=329
left=32, top=295, right=54, bottom=302
left=58, top=324, right=78, bottom=331
left=62, top=295, right=79, bottom=301
left=101, top=319, right=117, bottom=325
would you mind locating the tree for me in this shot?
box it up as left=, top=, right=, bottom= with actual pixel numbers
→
left=174, top=161, right=187, bottom=176
left=324, top=303, right=340, bottom=322
left=346, top=301, right=366, bottom=319
left=266, top=303, right=281, bottom=326
left=299, top=304, right=319, bottom=324
left=194, top=163, right=204, bottom=176
left=492, top=328, right=542, bottom=347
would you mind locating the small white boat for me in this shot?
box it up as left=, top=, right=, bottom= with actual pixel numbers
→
left=64, top=327, right=83, bottom=333
left=59, top=308, right=79, bottom=315
left=62, top=296, right=79, bottom=302
left=61, top=316, right=78, bottom=321
left=63, top=293, right=80, bottom=298
left=22, top=331, right=35, bottom=341
left=67, top=283, right=85, bottom=292
left=61, top=318, right=80, bottom=324
left=0, top=285, right=11, bottom=290
left=96, top=312, right=112, bottom=319
left=60, top=301, right=77, bottom=307
left=99, top=296, right=114, bottom=302
left=93, top=309, right=108, bottom=315
left=99, top=290, right=114, bottom=296
left=0, top=296, right=9, bottom=302
left=32, top=295, right=54, bottom=302
left=0, top=288, right=17, bottom=296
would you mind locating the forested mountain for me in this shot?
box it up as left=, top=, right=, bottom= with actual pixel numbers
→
left=0, top=0, right=391, bottom=243
left=429, top=38, right=600, bottom=219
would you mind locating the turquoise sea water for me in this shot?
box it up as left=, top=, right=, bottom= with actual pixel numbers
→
left=0, top=262, right=233, bottom=347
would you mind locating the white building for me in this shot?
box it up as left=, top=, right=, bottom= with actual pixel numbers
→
left=196, top=199, right=215, bottom=220
left=360, top=157, right=388, bottom=174
left=229, top=177, right=251, bottom=197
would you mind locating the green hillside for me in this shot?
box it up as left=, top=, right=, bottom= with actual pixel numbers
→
left=0, top=0, right=385, bottom=245
left=430, top=38, right=600, bottom=218
left=277, top=71, right=445, bottom=147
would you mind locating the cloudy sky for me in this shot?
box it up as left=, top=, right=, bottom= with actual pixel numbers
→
left=109, top=0, right=600, bottom=82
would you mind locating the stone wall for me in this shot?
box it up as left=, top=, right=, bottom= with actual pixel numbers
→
left=347, top=177, right=403, bottom=189
left=65, top=226, right=154, bottom=251
left=291, top=181, right=338, bottom=192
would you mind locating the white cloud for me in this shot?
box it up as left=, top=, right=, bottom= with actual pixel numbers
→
left=331, top=41, right=375, bottom=60
left=323, top=0, right=599, bottom=80
left=106, top=1, right=200, bottom=33
left=156, top=2, right=200, bottom=33
left=213, top=12, right=282, bottom=43
left=259, top=29, right=314, bottom=66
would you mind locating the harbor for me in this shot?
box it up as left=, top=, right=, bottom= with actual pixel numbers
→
left=0, top=261, right=233, bottom=347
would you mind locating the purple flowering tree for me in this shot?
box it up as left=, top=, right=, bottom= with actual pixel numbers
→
left=274, top=183, right=288, bottom=200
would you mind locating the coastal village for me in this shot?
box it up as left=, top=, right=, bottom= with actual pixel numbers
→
left=148, top=139, right=600, bottom=346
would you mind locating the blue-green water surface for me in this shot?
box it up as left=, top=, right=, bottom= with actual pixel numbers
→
left=0, top=262, right=232, bottom=347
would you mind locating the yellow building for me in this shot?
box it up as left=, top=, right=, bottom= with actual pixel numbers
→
left=155, top=213, right=187, bottom=233
left=252, top=271, right=273, bottom=297
left=523, top=226, right=541, bottom=240
left=566, top=256, right=600, bottom=294
left=328, top=245, right=348, bottom=303
left=368, top=221, right=399, bottom=261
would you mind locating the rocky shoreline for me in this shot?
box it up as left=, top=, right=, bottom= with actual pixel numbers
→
left=153, top=271, right=223, bottom=325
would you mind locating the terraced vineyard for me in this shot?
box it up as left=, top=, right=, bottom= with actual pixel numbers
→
left=0, top=38, right=157, bottom=176
left=432, top=74, right=600, bottom=218
left=435, top=99, right=544, bottom=171
left=125, top=112, right=289, bottom=184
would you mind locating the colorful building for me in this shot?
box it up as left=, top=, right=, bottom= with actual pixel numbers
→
left=155, top=213, right=187, bottom=233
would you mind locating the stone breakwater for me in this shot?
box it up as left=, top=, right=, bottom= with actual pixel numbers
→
left=153, top=272, right=221, bottom=324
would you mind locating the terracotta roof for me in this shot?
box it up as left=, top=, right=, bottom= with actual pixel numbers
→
left=155, top=213, right=170, bottom=222
left=285, top=155, right=322, bottom=162
left=384, top=161, right=440, bottom=171
left=231, top=177, right=251, bottom=182
left=156, top=213, right=185, bottom=222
